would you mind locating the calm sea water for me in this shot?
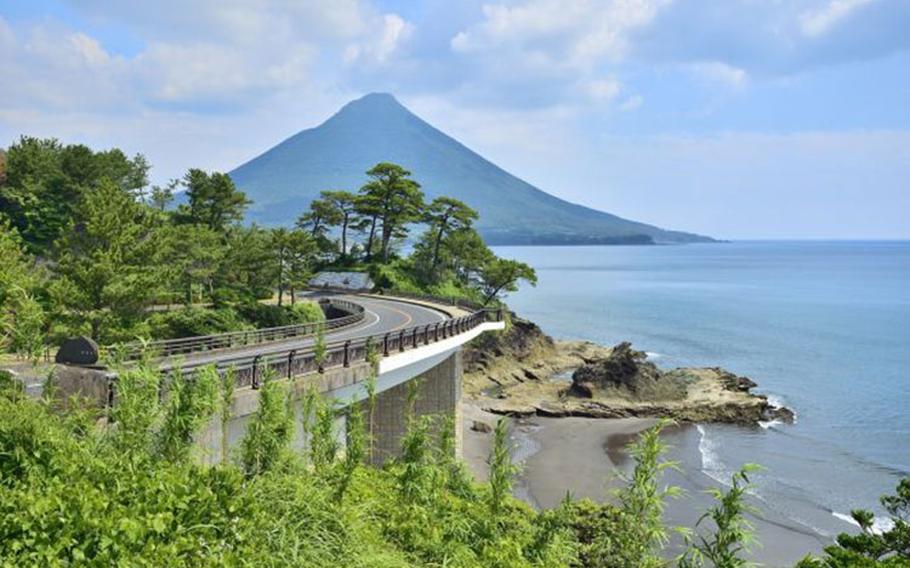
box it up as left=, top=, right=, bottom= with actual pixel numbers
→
left=493, top=241, right=910, bottom=538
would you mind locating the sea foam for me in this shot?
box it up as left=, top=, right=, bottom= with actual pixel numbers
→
left=697, top=425, right=731, bottom=487
left=832, top=511, right=895, bottom=535
left=760, top=393, right=797, bottom=428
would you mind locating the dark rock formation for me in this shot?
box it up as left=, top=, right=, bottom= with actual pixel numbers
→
left=570, top=381, right=595, bottom=398
left=569, top=342, right=659, bottom=396
left=464, top=315, right=555, bottom=373
left=470, top=326, right=799, bottom=427
left=713, top=368, right=758, bottom=392
left=567, top=341, right=692, bottom=402
left=761, top=401, right=796, bottom=424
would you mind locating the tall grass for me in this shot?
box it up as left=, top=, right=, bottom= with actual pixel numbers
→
left=1, top=361, right=903, bottom=567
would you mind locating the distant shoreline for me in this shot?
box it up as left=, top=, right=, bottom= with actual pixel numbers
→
left=482, top=235, right=720, bottom=246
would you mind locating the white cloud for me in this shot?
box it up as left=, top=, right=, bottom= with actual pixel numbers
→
left=445, top=0, right=673, bottom=112
left=452, top=0, right=671, bottom=67
left=408, top=95, right=582, bottom=165
left=687, top=61, right=748, bottom=89
left=344, top=13, right=414, bottom=64
left=68, top=33, right=112, bottom=66
left=801, top=0, right=876, bottom=38
left=2, top=0, right=908, bottom=241
left=0, top=1, right=411, bottom=182
left=0, top=1, right=411, bottom=110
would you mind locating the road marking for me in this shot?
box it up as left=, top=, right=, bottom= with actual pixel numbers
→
left=348, top=308, right=382, bottom=334
left=384, top=304, right=414, bottom=330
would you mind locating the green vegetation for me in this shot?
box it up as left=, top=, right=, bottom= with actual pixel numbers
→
left=293, top=159, right=535, bottom=304
left=679, top=465, right=760, bottom=568
left=0, top=362, right=575, bottom=565
left=0, top=367, right=907, bottom=566
left=0, top=217, right=46, bottom=360
left=0, top=135, right=532, bottom=354
left=796, top=479, right=910, bottom=567
left=2, top=135, right=903, bottom=566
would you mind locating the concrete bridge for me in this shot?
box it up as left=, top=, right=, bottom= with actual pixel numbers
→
left=54, top=292, right=505, bottom=465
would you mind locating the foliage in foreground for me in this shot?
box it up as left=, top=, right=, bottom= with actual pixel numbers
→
left=0, top=366, right=570, bottom=567
left=796, top=478, right=910, bottom=567
left=0, top=368, right=906, bottom=567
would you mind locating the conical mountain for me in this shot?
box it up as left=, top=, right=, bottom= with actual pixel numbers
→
left=229, top=93, right=712, bottom=244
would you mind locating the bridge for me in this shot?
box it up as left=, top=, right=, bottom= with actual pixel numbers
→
left=53, top=292, right=505, bottom=465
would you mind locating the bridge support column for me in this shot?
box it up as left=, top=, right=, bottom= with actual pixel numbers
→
left=368, top=350, right=463, bottom=466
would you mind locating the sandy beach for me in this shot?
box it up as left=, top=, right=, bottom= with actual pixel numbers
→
left=462, top=402, right=831, bottom=567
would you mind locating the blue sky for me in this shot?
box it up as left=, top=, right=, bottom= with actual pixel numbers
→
left=1, top=0, right=908, bottom=239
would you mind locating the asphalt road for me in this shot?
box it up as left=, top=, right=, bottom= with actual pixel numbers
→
left=158, top=294, right=449, bottom=371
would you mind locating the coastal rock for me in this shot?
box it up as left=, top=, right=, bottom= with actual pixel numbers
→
left=570, top=381, right=596, bottom=398
left=463, top=315, right=612, bottom=396
left=568, top=342, right=687, bottom=401
left=464, top=315, right=555, bottom=374
left=570, top=342, right=659, bottom=396
left=465, top=316, right=798, bottom=427
left=713, top=368, right=758, bottom=392
left=762, top=403, right=796, bottom=424
left=477, top=342, right=797, bottom=426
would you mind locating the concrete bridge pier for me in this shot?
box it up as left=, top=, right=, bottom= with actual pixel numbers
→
left=367, top=350, right=463, bottom=466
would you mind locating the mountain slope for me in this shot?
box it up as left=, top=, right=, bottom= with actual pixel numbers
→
left=229, top=93, right=713, bottom=245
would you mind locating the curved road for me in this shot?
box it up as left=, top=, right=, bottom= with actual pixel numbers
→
left=158, top=294, right=450, bottom=371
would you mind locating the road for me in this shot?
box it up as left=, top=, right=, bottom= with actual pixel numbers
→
left=157, top=294, right=450, bottom=371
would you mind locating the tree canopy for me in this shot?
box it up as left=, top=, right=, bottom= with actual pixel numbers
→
left=360, top=162, right=426, bottom=263
left=0, top=136, right=149, bottom=254
left=0, top=139, right=536, bottom=349
left=49, top=178, right=162, bottom=342
left=177, top=169, right=250, bottom=232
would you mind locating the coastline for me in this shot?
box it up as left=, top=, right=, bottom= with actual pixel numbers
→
left=461, top=314, right=831, bottom=566
left=464, top=318, right=793, bottom=426
left=461, top=401, right=830, bottom=567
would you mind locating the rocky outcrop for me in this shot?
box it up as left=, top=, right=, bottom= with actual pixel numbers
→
left=488, top=396, right=794, bottom=425
left=462, top=315, right=614, bottom=396
left=463, top=315, right=555, bottom=374
left=569, top=342, right=679, bottom=400
left=472, top=338, right=796, bottom=426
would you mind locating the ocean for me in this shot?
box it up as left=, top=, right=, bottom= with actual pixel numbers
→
left=493, top=241, right=909, bottom=541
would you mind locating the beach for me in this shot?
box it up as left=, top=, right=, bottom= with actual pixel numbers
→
left=462, top=401, right=830, bottom=567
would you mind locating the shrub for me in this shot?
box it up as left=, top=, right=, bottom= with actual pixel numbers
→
left=235, top=301, right=291, bottom=328
left=1, top=285, right=45, bottom=360
left=3, top=352, right=903, bottom=568
left=370, top=259, right=422, bottom=294
left=679, top=465, right=760, bottom=568
left=148, top=306, right=251, bottom=339
left=240, top=370, right=293, bottom=477
left=287, top=300, right=325, bottom=324
left=236, top=300, right=325, bottom=329
left=0, top=369, right=23, bottom=399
